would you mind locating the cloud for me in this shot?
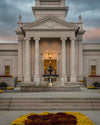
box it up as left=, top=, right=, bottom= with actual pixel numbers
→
left=66, top=0, right=100, bottom=28
left=0, top=0, right=35, bottom=43
left=0, top=0, right=100, bottom=43
left=84, top=28, right=100, bottom=43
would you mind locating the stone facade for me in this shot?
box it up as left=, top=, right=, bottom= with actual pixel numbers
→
left=0, top=0, right=100, bottom=87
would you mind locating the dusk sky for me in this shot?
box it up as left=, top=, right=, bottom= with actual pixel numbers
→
left=0, top=0, right=100, bottom=43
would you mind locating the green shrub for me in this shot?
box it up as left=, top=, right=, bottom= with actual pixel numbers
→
left=0, top=82, right=7, bottom=88
left=93, top=82, right=100, bottom=87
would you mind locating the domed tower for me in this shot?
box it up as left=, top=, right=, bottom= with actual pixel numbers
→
left=32, top=0, right=69, bottom=20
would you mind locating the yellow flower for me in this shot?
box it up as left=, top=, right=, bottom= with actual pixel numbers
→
left=6, top=87, right=14, bottom=90
left=87, top=86, right=96, bottom=89
left=80, top=80, right=84, bottom=82
left=40, top=112, right=50, bottom=115
left=0, top=90, right=4, bottom=93
left=17, top=80, right=21, bottom=82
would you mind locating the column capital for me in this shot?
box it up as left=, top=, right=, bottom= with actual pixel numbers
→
left=18, top=38, right=23, bottom=41
left=70, top=37, right=76, bottom=41
left=61, top=37, right=67, bottom=41
left=34, top=37, right=40, bottom=41
left=77, top=37, right=83, bottom=41
left=18, top=34, right=24, bottom=41
left=24, top=37, right=30, bottom=41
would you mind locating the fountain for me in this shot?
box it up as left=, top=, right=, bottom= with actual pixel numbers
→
left=43, top=51, right=59, bottom=87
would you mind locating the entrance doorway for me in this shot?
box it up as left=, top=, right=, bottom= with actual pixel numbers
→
left=44, top=59, right=57, bottom=81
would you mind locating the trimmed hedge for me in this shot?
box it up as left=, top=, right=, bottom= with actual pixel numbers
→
left=93, top=82, right=100, bottom=87
left=0, top=82, right=7, bottom=89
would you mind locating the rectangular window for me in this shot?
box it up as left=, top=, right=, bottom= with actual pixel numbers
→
left=91, top=65, right=96, bottom=76
left=5, top=66, right=10, bottom=76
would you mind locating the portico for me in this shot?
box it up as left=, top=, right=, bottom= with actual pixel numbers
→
left=18, top=36, right=77, bottom=83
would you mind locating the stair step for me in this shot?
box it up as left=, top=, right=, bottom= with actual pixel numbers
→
left=0, top=98, right=100, bottom=111
left=9, top=107, right=93, bottom=111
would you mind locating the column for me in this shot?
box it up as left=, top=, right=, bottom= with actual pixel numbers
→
left=78, top=38, right=83, bottom=80
left=18, top=38, right=23, bottom=81
left=61, top=37, right=67, bottom=84
left=70, top=38, right=77, bottom=82
left=34, top=37, right=40, bottom=86
left=24, top=38, right=31, bottom=82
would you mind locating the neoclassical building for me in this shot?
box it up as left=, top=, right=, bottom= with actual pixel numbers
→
left=0, top=0, right=100, bottom=86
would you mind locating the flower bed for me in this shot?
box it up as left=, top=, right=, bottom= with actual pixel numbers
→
left=0, top=90, right=4, bottom=93
left=17, top=80, right=21, bottom=82
left=89, top=75, right=100, bottom=77
left=87, top=86, right=96, bottom=89
left=10, top=112, right=95, bottom=125
left=6, top=87, right=14, bottom=90
left=0, top=76, right=13, bottom=77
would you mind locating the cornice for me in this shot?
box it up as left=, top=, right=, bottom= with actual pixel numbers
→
left=24, top=28, right=77, bottom=32
left=0, top=43, right=18, bottom=45
left=83, top=49, right=100, bottom=52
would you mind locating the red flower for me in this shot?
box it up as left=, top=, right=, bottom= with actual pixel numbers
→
left=25, top=113, right=77, bottom=125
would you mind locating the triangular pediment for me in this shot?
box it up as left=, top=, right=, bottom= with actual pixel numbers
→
left=23, top=15, right=77, bottom=30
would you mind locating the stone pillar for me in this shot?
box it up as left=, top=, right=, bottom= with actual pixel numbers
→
left=34, top=37, right=40, bottom=86
left=70, top=38, right=77, bottom=82
left=18, top=37, right=23, bottom=81
left=61, top=37, right=67, bottom=83
left=78, top=38, right=83, bottom=80
left=24, top=38, right=31, bottom=82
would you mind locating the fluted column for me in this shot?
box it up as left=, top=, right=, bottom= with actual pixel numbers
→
left=24, top=38, right=31, bottom=82
left=34, top=37, right=40, bottom=86
left=18, top=38, right=23, bottom=81
left=70, top=38, right=77, bottom=82
left=78, top=38, right=83, bottom=80
left=61, top=37, right=67, bottom=84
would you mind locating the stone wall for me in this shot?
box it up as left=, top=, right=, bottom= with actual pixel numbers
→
left=0, top=43, right=18, bottom=77
left=0, top=77, right=15, bottom=87
left=85, top=77, right=100, bottom=87
left=83, top=43, right=100, bottom=77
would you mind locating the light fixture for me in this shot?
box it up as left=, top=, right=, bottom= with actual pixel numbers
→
left=48, top=51, right=52, bottom=59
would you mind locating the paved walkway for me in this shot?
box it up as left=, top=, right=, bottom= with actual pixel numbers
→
left=0, top=88, right=100, bottom=125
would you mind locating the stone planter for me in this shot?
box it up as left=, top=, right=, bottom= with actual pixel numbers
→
left=86, top=77, right=100, bottom=87
left=0, top=77, right=15, bottom=87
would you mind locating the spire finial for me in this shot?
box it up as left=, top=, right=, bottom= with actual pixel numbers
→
left=18, top=14, right=22, bottom=23
left=19, top=14, right=21, bottom=20
left=79, top=14, right=82, bottom=23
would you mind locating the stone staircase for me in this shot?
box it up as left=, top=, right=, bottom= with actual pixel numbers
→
left=0, top=98, right=100, bottom=111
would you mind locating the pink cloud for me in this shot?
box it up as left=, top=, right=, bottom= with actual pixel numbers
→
left=84, top=28, right=100, bottom=41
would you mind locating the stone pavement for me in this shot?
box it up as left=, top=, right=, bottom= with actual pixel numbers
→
left=0, top=88, right=100, bottom=125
